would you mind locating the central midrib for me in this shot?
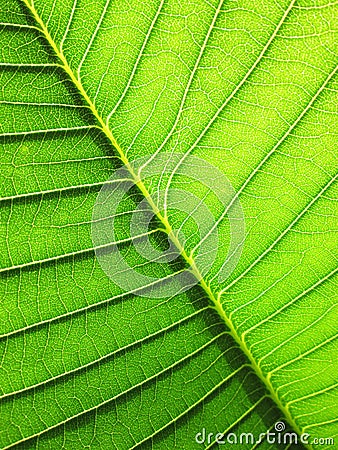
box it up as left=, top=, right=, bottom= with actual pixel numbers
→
left=22, top=0, right=309, bottom=447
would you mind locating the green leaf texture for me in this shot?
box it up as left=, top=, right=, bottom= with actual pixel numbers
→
left=1, top=0, right=338, bottom=448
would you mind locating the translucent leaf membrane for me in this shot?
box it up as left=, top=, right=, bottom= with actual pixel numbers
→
left=0, top=0, right=337, bottom=448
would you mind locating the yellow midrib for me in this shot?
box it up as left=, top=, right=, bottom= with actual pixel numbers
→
left=21, top=0, right=310, bottom=447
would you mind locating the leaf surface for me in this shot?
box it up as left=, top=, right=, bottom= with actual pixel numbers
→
left=0, top=0, right=338, bottom=449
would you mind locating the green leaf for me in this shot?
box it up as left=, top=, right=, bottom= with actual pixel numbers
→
left=1, top=0, right=337, bottom=449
